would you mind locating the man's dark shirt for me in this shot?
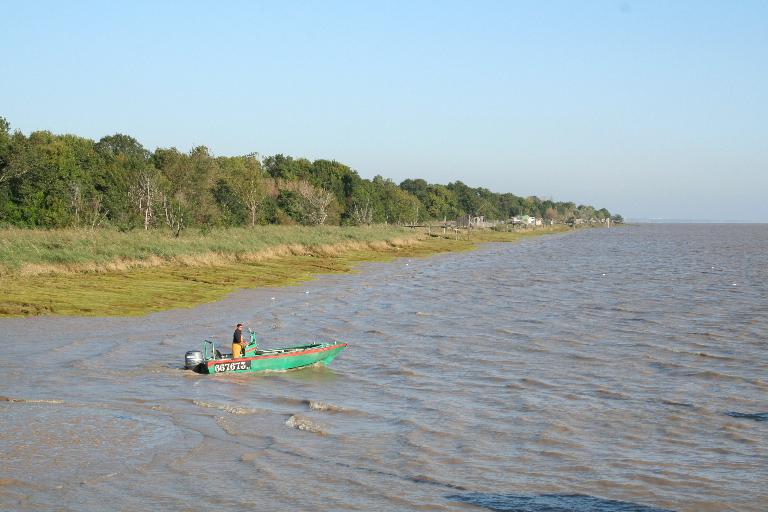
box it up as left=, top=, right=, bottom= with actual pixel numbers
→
left=233, top=329, right=243, bottom=344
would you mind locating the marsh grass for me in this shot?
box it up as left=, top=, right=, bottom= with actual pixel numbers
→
left=0, top=225, right=413, bottom=275
left=0, top=225, right=568, bottom=317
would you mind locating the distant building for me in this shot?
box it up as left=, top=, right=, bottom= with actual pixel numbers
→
left=457, top=215, right=485, bottom=228
left=507, top=215, right=540, bottom=227
left=456, top=215, right=502, bottom=228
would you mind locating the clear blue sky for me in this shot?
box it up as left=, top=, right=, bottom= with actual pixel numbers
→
left=2, top=1, right=767, bottom=221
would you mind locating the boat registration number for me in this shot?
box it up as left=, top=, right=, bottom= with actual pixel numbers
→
left=213, top=361, right=250, bottom=373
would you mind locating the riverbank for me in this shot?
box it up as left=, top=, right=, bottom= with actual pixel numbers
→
left=0, top=225, right=568, bottom=317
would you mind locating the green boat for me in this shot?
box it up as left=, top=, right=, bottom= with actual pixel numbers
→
left=184, top=332, right=347, bottom=374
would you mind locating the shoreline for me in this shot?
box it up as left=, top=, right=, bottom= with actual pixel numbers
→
left=0, top=226, right=569, bottom=317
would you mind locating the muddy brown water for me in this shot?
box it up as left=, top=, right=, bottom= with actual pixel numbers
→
left=1, top=224, right=766, bottom=511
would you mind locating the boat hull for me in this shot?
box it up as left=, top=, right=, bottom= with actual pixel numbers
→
left=200, top=342, right=347, bottom=374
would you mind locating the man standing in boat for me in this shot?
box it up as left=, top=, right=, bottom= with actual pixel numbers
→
left=232, top=323, right=246, bottom=359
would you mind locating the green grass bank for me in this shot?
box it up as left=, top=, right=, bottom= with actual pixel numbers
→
left=0, top=225, right=568, bottom=317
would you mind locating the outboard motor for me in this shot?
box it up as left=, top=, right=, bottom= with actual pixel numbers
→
left=185, top=350, right=204, bottom=370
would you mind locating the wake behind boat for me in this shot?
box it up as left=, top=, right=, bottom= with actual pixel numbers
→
left=184, top=332, right=347, bottom=374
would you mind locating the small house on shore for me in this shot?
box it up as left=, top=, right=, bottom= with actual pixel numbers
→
left=455, top=215, right=505, bottom=229
left=457, top=215, right=486, bottom=228
left=507, top=215, right=546, bottom=227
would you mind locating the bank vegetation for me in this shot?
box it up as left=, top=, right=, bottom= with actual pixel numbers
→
left=0, top=115, right=593, bottom=316
left=0, top=116, right=621, bottom=232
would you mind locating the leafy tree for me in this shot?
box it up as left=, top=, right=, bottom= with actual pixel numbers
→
left=344, top=178, right=378, bottom=225
left=212, top=178, right=247, bottom=226
left=94, top=134, right=152, bottom=228
left=371, top=176, right=421, bottom=224
left=557, top=201, right=576, bottom=220
left=221, top=155, right=267, bottom=227
left=153, top=146, right=221, bottom=230
left=9, top=131, right=85, bottom=227
left=424, top=184, right=460, bottom=220
left=400, top=178, right=429, bottom=205
left=263, top=154, right=309, bottom=181
left=447, top=181, right=480, bottom=216
left=306, top=159, right=358, bottom=204
left=0, top=117, right=12, bottom=182
left=95, top=134, right=149, bottom=161
left=577, top=204, right=596, bottom=220
left=475, top=187, right=502, bottom=219
left=276, top=189, right=304, bottom=224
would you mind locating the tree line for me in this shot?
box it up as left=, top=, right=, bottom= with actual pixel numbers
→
left=0, top=117, right=621, bottom=233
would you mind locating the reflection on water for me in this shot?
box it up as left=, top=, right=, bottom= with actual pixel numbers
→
left=447, top=493, right=673, bottom=511
left=724, top=411, right=768, bottom=422
left=1, top=224, right=767, bottom=511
